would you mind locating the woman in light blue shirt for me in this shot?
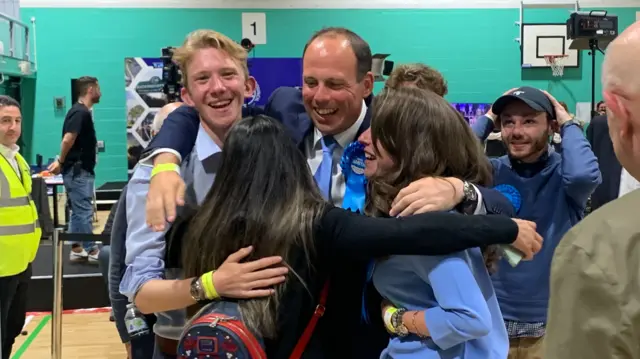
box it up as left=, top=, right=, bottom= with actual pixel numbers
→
left=365, top=87, right=509, bottom=359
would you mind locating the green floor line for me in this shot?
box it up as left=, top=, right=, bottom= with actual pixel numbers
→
left=11, top=315, right=51, bottom=359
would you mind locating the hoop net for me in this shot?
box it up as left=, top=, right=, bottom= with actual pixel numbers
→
left=544, top=55, right=568, bottom=77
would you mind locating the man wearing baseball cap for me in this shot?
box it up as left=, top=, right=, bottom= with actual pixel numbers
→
left=470, top=86, right=601, bottom=359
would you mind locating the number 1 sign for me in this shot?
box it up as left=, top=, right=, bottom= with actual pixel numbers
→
left=242, top=13, right=267, bottom=45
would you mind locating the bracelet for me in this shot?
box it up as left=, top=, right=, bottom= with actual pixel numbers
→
left=383, top=307, right=397, bottom=333
left=411, top=311, right=421, bottom=337
left=151, top=163, right=180, bottom=178
left=200, top=271, right=219, bottom=300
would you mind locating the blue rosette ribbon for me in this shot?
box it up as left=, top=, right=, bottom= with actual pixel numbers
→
left=340, top=141, right=368, bottom=214
left=340, top=141, right=376, bottom=323
left=493, top=184, right=522, bottom=213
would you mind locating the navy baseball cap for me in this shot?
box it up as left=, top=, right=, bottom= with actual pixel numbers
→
left=491, top=86, right=556, bottom=120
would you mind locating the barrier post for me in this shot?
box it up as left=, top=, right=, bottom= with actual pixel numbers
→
left=51, top=228, right=64, bottom=359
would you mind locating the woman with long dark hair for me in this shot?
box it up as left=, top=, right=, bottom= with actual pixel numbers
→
left=369, top=87, right=508, bottom=358
left=176, top=114, right=532, bottom=358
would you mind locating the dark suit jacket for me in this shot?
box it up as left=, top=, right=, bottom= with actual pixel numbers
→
left=145, top=87, right=516, bottom=358
left=586, top=115, right=621, bottom=211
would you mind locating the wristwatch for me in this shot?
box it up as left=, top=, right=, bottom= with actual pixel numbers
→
left=560, top=117, right=576, bottom=128
left=391, top=308, right=409, bottom=337
left=455, top=180, right=478, bottom=215
left=189, top=277, right=207, bottom=302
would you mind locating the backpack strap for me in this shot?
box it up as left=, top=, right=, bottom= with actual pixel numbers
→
left=289, top=280, right=330, bottom=359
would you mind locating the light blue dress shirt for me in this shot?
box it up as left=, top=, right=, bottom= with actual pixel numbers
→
left=119, top=124, right=222, bottom=339
left=373, top=247, right=509, bottom=359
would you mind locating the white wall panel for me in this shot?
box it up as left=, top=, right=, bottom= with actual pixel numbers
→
left=20, top=0, right=640, bottom=9
left=0, top=0, right=20, bottom=18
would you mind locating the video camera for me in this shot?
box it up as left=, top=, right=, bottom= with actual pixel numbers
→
left=566, top=10, right=618, bottom=118
left=161, top=47, right=182, bottom=103
left=567, top=10, right=618, bottom=48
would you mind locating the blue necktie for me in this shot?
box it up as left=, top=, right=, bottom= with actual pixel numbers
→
left=314, top=136, right=337, bottom=200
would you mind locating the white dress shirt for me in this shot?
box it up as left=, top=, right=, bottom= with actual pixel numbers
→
left=0, top=143, right=21, bottom=180
left=304, top=100, right=367, bottom=207
left=618, top=168, right=640, bottom=198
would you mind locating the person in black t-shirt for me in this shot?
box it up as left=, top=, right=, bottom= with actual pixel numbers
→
left=48, top=76, right=101, bottom=263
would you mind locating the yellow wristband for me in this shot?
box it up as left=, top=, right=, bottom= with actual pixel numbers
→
left=200, top=271, right=219, bottom=300
left=151, top=163, right=180, bottom=178
left=383, top=307, right=398, bottom=333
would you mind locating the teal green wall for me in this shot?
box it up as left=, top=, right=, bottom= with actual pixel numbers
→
left=19, top=7, right=640, bottom=186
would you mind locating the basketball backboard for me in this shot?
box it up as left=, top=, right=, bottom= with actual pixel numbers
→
left=521, top=23, right=580, bottom=68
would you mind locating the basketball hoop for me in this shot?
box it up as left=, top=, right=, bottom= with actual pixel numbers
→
left=544, top=55, right=568, bottom=77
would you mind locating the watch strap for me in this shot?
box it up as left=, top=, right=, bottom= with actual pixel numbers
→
left=560, top=118, right=576, bottom=128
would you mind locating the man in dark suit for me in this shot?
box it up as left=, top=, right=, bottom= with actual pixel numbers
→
left=140, top=28, right=528, bottom=358
left=144, top=28, right=514, bottom=227
left=586, top=115, right=622, bottom=211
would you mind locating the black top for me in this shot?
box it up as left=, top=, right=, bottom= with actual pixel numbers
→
left=168, top=206, right=518, bottom=359
left=586, top=115, right=621, bottom=211
left=62, top=103, right=97, bottom=174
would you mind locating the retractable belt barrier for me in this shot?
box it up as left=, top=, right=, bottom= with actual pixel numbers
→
left=51, top=229, right=110, bottom=359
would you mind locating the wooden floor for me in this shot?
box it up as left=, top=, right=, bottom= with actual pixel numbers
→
left=11, top=313, right=126, bottom=359
left=49, top=193, right=112, bottom=235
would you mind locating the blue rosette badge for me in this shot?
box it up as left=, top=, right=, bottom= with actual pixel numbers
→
left=493, top=184, right=522, bottom=213
left=340, top=141, right=367, bottom=213
left=493, top=184, right=524, bottom=267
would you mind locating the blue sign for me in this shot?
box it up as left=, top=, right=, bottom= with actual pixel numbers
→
left=246, top=58, right=303, bottom=106
left=141, top=57, right=164, bottom=69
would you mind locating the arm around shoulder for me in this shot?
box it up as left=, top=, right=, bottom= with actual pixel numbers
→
left=143, top=105, right=200, bottom=163
left=322, top=208, right=519, bottom=259
left=119, top=165, right=169, bottom=301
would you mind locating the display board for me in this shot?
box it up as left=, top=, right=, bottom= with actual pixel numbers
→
left=245, top=57, right=302, bottom=106
left=125, top=57, right=168, bottom=174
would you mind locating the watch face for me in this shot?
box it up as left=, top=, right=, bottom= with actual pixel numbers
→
left=190, top=279, right=204, bottom=301
left=464, top=182, right=478, bottom=201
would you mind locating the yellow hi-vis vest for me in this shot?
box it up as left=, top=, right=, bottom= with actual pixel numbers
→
left=0, top=152, right=41, bottom=277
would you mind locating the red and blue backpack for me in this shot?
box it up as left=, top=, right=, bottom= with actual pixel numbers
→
left=177, top=283, right=329, bottom=359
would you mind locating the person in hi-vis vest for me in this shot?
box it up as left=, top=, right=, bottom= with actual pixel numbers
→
left=0, top=95, right=41, bottom=359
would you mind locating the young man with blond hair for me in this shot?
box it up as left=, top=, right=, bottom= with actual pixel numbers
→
left=119, top=29, right=286, bottom=359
